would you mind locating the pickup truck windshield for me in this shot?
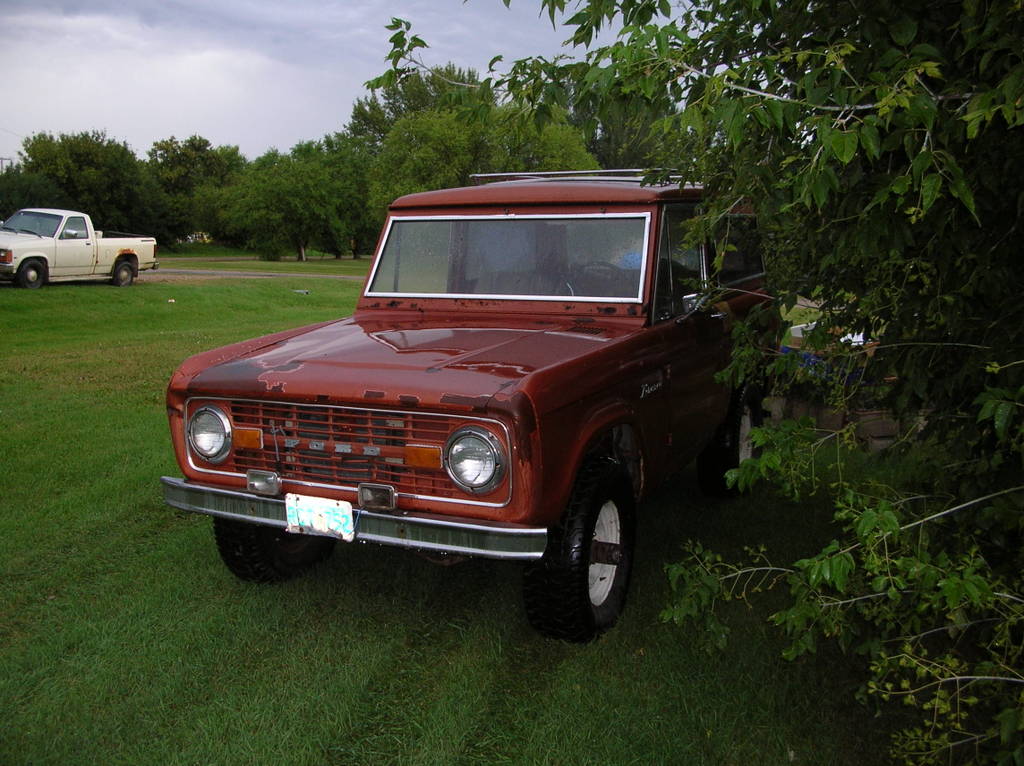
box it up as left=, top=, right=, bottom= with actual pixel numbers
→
left=2, top=211, right=62, bottom=237
left=367, top=214, right=650, bottom=302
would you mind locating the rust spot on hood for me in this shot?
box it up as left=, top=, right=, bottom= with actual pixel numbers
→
left=440, top=393, right=491, bottom=411
left=268, top=361, right=304, bottom=373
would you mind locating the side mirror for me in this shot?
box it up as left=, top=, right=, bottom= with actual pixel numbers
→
left=680, top=295, right=701, bottom=314
left=676, top=294, right=707, bottom=323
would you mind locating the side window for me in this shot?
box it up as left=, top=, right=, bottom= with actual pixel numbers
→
left=653, top=203, right=702, bottom=321
left=60, top=217, right=89, bottom=240
left=715, top=215, right=763, bottom=285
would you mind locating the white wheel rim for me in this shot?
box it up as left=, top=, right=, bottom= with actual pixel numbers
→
left=589, top=500, right=621, bottom=607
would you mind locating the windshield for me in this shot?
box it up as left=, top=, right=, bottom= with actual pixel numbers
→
left=367, top=214, right=650, bottom=302
left=2, top=210, right=62, bottom=237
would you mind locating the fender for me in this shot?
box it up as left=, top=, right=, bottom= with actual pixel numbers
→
left=534, top=395, right=648, bottom=527
left=12, top=248, right=53, bottom=269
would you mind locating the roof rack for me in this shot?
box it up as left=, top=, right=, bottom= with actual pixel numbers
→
left=470, top=169, right=692, bottom=185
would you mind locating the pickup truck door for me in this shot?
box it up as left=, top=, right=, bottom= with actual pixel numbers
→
left=53, top=216, right=96, bottom=276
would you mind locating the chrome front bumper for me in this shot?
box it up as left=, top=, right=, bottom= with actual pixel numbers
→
left=161, top=477, right=546, bottom=561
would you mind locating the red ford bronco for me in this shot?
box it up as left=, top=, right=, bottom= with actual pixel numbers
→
left=162, top=171, right=768, bottom=642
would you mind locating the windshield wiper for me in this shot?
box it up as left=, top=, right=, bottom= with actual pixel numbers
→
left=16, top=228, right=43, bottom=237
left=0, top=225, right=15, bottom=232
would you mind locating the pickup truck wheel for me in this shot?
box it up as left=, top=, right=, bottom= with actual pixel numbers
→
left=697, top=384, right=764, bottom=496
left=522, top=459, right=635, bottom=642
left=212, top=517, right=336, bottom=582
left=111, top=261, right=134, bottom=287
left=15, top=259, right=46, bottom=289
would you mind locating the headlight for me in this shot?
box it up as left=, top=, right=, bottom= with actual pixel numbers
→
left=188, top=406, right=232, bottom=463
left=445, top=426, right=506, bottom=494
left=0, top=249, right=12, bottom=264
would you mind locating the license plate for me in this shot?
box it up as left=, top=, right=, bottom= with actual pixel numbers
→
left=285, top=493, right=355, bottom=542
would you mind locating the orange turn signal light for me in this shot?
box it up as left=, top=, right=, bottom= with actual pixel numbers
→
left=232, top=428, right=264, bottom=450
left=405, top=445, right=442, bottom=469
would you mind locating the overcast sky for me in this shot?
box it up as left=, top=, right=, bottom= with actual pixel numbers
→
left=1, top=0, right=588, bottom=164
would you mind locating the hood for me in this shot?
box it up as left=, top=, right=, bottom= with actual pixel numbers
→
left=0, top=230, right=47, bottom=248
left=184, top=314, right=636, bottom=411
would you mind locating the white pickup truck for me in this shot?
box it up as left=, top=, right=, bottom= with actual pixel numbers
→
left=0, top=208, right=158, bottom=288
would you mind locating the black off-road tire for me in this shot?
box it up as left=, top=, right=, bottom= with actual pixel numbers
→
left=523, top=458, right=635, bottom=643
left=697, top=384, right=764, bottom=496
left=16, top=259, right=46, bottom=289
left=212, top=517, right=336, bottom=583
left=111, top=260, right=134, bottom=287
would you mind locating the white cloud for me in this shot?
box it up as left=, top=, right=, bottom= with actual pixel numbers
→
left=0, top=1, right=592, bottom=162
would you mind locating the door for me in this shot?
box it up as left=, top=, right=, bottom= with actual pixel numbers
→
left=650, top=203, right=731, bottom=469
left=53, top=216, right=95, bottom=276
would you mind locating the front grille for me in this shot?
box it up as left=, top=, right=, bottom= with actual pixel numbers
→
left=221, top=400, right=471, bottom=499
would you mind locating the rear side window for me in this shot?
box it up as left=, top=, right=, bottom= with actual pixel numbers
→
left=715, top=215, right=763, bottom=285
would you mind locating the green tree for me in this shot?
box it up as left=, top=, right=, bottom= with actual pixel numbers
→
left=353, top=60, right=600, bottom=221
left=192, top=145, right=249, bottom=247
left=367, top=110, right=494, bottom=215
left=503, top=119, right=602, bottom=172
left=368, top=107, right=598, bottom=215
left=225, top=137, right=374, bottom=261
left=319, top=131, right=378, bottom=256
left=377, top=2, right=1024, bottom=761
left=0, top=166, right=72, bottom=218
left=146, top=135, right=243, bottom=242
left=564, top=81, right=673, bottom=168
left=349, top=64, right=487, bottom=147
left=19, top=131, right=156, bottom=234
left=226, top=149, right=322, bottom=261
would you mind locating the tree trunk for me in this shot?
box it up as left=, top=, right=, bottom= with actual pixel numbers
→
left=297, top=243, right=307, bottom=262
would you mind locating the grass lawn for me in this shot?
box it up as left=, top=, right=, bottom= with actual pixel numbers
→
left=162, top=243, right=373, bottom=278
left=0, top=279, right=890, bottom=765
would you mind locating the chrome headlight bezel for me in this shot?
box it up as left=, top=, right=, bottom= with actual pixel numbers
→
left=444, top=426, right=506, bottom=494
left=187, top=405, right=232, bottom=464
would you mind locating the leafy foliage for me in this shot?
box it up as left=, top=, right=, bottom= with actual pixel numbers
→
left=17, top=130, right=165, bottom=237
left=358, top=65, right=597, bottom=216
left=146, top=135, right=246, bottom=242
left=0, top=167, right=72, bottom=217
left=220, top=142, right=354, bottom=261
left=367, top=106, right=598, bottom=216
left=171, top=132, right=375, bottom=260
left=367, top=109, right=492, bottom=216
left=350, top=63, right=487, bottom=148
